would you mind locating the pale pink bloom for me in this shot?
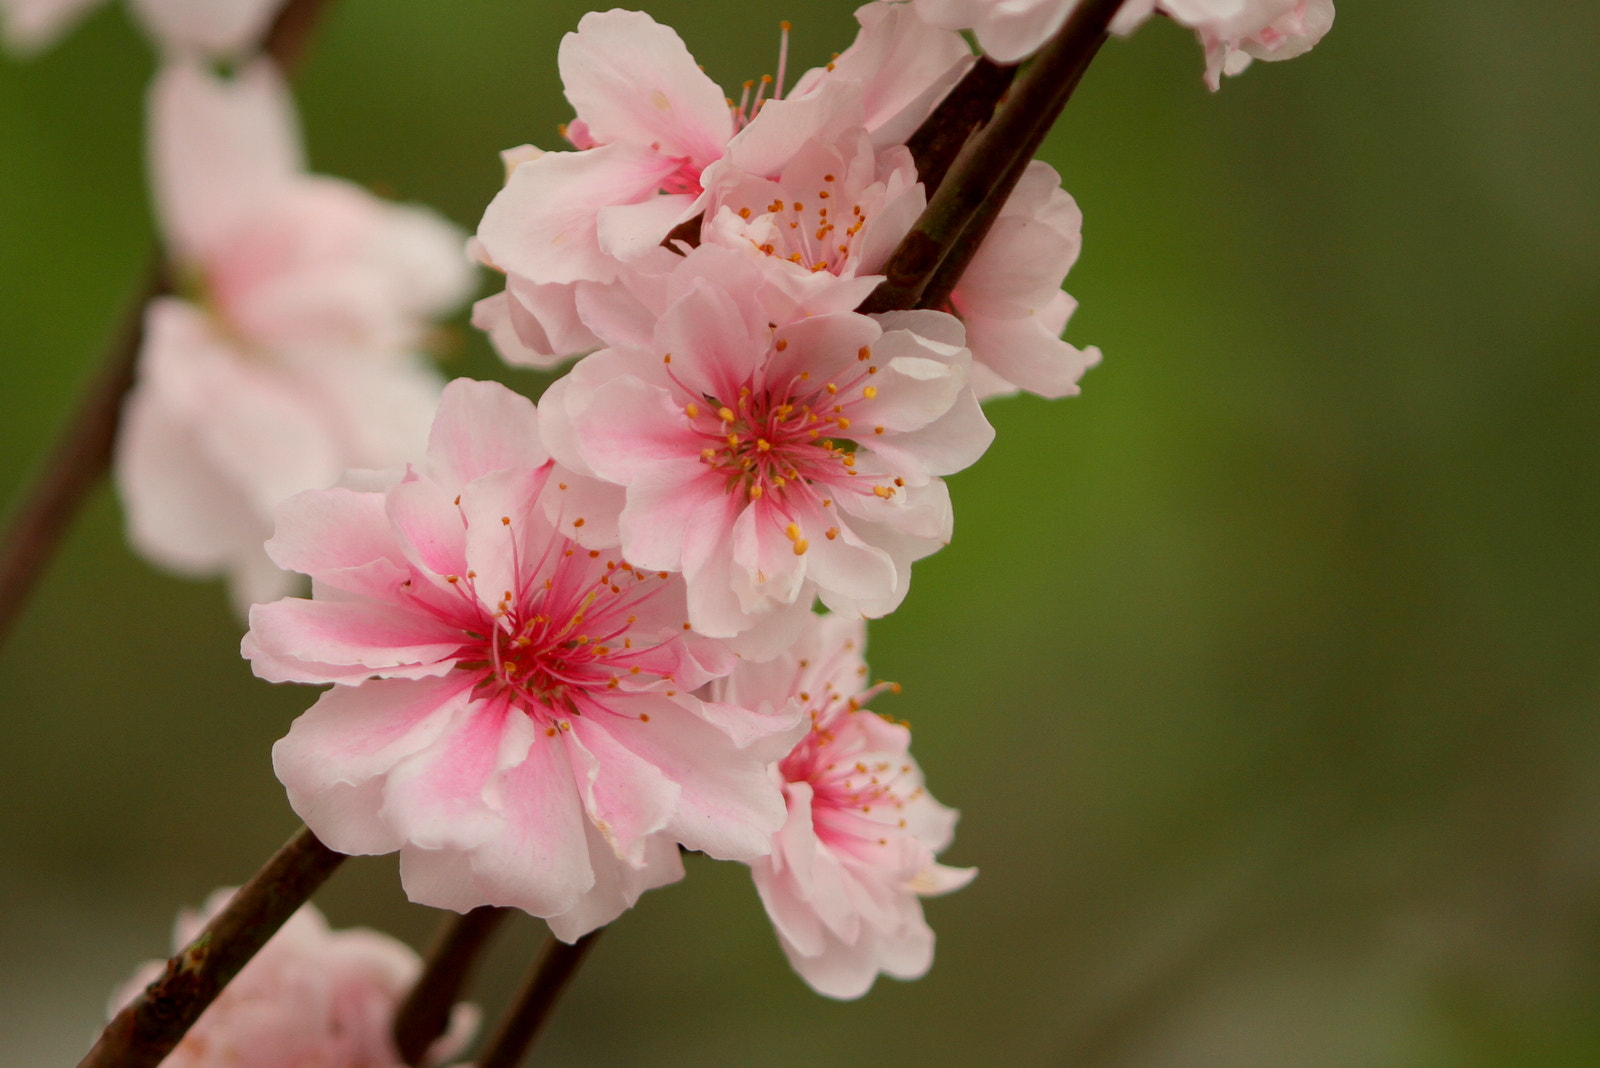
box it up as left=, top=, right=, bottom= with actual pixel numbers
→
left=473, top=6, right=970, bottom=368
left=699, top=127, right=1096, bottom=401
left=537, top=248, right=993, bottom=648
left=951, top=160, right=1101, bottom=399
left=114, top=60, right=471, bottom=610
left=2, top=0, right=283, bottom=56
left=110, top=890, right=476, bottom=1067
left=906, top=0, right=1084, bottom=63
left=711, top=613, right=973, bottom=999
left=246, top=379, right=800, bottom=939
left=1114, top=0, right=1335, bottom=89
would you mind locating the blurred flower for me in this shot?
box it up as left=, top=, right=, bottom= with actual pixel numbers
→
left=710, top=613, right=973, bottom=998
left=1, top=0, right=286, bottom=57
left=247, top=379, right=801, bottom=940
left=1113, top=0, right=1336, bottom=90
left=109, top=889, right=476, bottom=1067
left=114, top=59, right=470, bottom=611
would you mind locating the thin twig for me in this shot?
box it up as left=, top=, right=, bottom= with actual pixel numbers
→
left=394, top=906, right=512, bottom=1066
left=476, top=930, right=603, bottom=1068
left=77, top=826, right=347, bottom=1068
left=0, top=0, right=336, bottom=652
left=858, top=0, right=1123, bottom=315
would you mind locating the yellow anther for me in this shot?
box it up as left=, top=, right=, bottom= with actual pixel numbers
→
left=573, top=517, right=586, bottom=528
left=726, top=434, right=740, bottom=448
left=686, top=403, right=700, bottom=418
left=775, top=338, right=788, bottom=351
left=792, top=538, right=808, bottom=555
left=749, top=484, right=764, bottom=499
left=857, top=346, right=871, bottom=361
left=874, top=425, right=885, bottom=435
left=738, top=206, right=751, bottom=218
left=836, top=417, right=851, bottom=430
left=826, top=527, right=839, bottom=540
left=663, top=353, right=672, bottom=363
left=863, top=386, right=877, bottom=399
left=757, top=439, right=772, bottom=451
left=873, top=485, right=894, bottom=498
left=718, top=406, right=736, bottom=422
left=784, top=523, right=800, bottom=541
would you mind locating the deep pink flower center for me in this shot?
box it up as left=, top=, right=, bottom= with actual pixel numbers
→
left=425, top=535, right=680, bottom=725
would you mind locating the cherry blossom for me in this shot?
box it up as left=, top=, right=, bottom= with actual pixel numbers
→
left=1, top=0, right=285, bottom=56
left=537, top=247, right=994, bottom=648
left=1114, top=0, right=1335, bottom=89
left=246, top=379, right=801, bottom=939
left=473, top=4, right=970, bottom=369
left=109, top=890, right=477, bottom=1067
left=114, top=59, right=471, bottom=610
left=710, top=613, right=973, bottom=998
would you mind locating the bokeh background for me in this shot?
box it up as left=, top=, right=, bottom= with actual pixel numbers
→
left=4, top=1, right=1600, bottom=1063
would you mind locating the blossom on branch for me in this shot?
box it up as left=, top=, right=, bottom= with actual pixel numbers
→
left=109, top=890, right=477, bottom=1067
left=710, top=613, right=973, bottom=998
left=473, top=4, right=970, bottom=368
left=114, top=59, right=470, bottom=610
left=246, top=379, right=802, bottom=940
left=537, top=248, right=994, bottom=651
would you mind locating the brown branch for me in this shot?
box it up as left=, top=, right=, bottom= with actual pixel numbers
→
left=394, top=906, right=511, bottom=1066
left=858, top=0, right=1123, bottom=315
left=904, top=56, right=1017, bottom=197
left=476, top=930, right=603, bottom=1068
left=78, top=826, right=347, bottom=1068
left=0, top=0, right=338, bottom=652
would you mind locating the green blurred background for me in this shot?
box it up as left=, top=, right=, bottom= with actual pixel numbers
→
left=5, top=2, right=1600, bottom=1063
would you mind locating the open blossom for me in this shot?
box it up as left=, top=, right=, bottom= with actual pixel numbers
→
left=1, top=0, right=285, bottom=56
left=114, top=59, right=471, bottom=610
left=110, top=890, right=476, bottom=1067
left=538, top=246, right=994, bottom=649
left=699, top=122, right=1096, bottom=401
left=710, top=613, right=973, bottom=998
left=246, top=379, right=801, bottom=940
left=472, top=4, right=969, bottom=368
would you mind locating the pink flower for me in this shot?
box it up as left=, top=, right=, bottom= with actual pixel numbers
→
left=246, top=379, right=800, bottom=939
left=473, top=6, right=970, bottom=368
left=2, top=0, right=285, bottom=56
left=710, top=613, right=974, bottom=998
left=951, top=160, right=1101, bottom=399
left=1115, top=0, right=1335, bottom=89
left=905, top=0, right=1085, bottom=63
left=537, top=248, right=994, bottom=649
left=114, top=59, right=471, bottom=610
left=698, top=127, right=1096, bottom=402
left=109, top=890, right=477, bottom=1068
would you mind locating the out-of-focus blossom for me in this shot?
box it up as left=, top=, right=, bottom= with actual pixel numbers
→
left=537, top=248, right=993, bottom=650
left=109, top=890, right=477, bottom=1067
left=473, top=5, right=969, bottom=369
left=710, top=613, right=973, bottom=998
left=1, top=0, right=285, bottom=57
left=246, top=379, right=801, bottom=940
left=901, top=0, right=1331, bottom=86
left=114, top=59, right=471, bottom=610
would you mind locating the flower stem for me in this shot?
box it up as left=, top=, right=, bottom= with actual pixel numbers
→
left=394, top=906, right=512, bottom=1066
left=476, top=930, right=603, bottom=1068
left=904, top=56, right=1017, bottom=197
left=858, top=0, right=1123, bottom=315
left=0, top=0, right=336, bottom=653
left=77, top=825, right=346, bottom=1068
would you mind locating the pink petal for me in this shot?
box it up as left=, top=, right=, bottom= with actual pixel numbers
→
left=426, top=378, right=548, bottom=489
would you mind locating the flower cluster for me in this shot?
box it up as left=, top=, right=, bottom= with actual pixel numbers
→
left=110, top=890, right=477, bottom=1067
left=219, top=0, right=1331, bottom=1004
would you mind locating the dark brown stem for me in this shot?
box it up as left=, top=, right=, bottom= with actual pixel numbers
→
left=858, top=0, right=1123, bottom=315
left=476, top=930, right=603, bottom=1068
left=0, top=0, right=337, bottom=653
left=77, top=826, right=346, bottom=1068
left=904, top=57, right=1017, bottom=197
left=0, top=261, right=165, bottom=648
left=393, top=906, right=511, bottom=1066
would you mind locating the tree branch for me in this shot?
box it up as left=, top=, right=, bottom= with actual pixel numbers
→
left=394, top=906, right=511, bottom=1066
left=77, top=826, right=347, bottom=1068
left=858, top=0, right=1122, bottom=315
left=476, top=930, right=603, bottom=1068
